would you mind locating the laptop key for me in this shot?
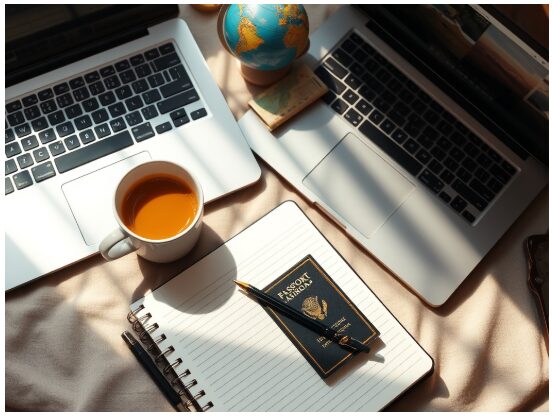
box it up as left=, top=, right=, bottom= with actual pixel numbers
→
left=191, top=108, right=207, bottom=120
left=428, top=159, right=443, bottom=175
left=331, top=99, right=348, bottom=115
left=21, top=135, right=39, bottom=151
left=487, top=177, right=503, bottom=194
left=8, top=111, right=25, bottom=127
left=143, top=90, right=162, bottom=104
left=314, top=67, right=346, bottom=95
left=115, top=85, right=133, bottom=100
left=159, top=43, right=175, bottom=55
left=100, top=65, right=115, bottom=77
left=404, top=138, right=419, bottom=154
left=13, top=170, right=33, bottom=190
left=462, top=210, right=475, bottom=223
left=344, top=109, right=362, bottom=127
left=55, top=130, right=134, bottom=174
left=135, top=63, right=152, bottom=78
left=456, top=167, right=471, bottom=183
left=470, top=179, right=495, bottom=202
left=380, top=119, right=396, bottom=134
left=440, top=169, right=454, bottom=184
left=65, top=103, right=83, bottom=119
left=92, top=109, right=109, bottom=124
left=160, top=79, right=193, bottom=98
left=94, top=124, right=111, bottom=139
left=38, top=128, right=56, bottom=144
left=450, top=195, right=467, bottom=213
left=323, top=57, right=347, bottom=79
left=56, top=121, right=75, bottom=138
left=490, top=164, right=511, bottom=184
left=355, top=99, right=373, bottom=116
left=110, top=118, right=127, bottom=133
left=89, top=81, right=105, bottom=96
left=99, top=92, right=116, bottom=107
left=449, top=147, right=465, bottom=162
left=15, top=123, right=32, bottom=138
left=56, top=93, right=73, bottom=108
left=84, top=71, right=100, bottom=83
left=5, top=158, right=17, bottom=175
left=157, top=89, right=199, bottom=114
left=155, top=122, right=172, bottom=134
left=120, top=69, right=137, bottom=84
left=439, top=191, right=451, bottom=203
left=23, top=94, right=38, bottom=107
left=53, top=83, right=69, bottom=95
left=443, top=156, right=459, bottom=171
left=145, top=48, right=160, bottom=60
left=73, top=86, right=90, bottom=102
left=475, top=167, right=490, bottom=183
left=130, top=54, right=145, bottom=66
left=391, top=129, right=407, bottom=144
left=331, top=49, right=353, bottom=68
left=169, top=65, right=189, bottom=81
left=132, top=122, right=155, bottom=142
left=341, top=38, right=356, bottom=54
left=5, top=177, right=14, bottom=195
left=108, top=102, right=126, bottom=118
left=152, top=53, right=181, bottom=72
left=79, top=129, right=96, bottom=144
left=368, top=110, right=384, bottom=125
left=104, top=75, right=121, bottom=90
left=31, top=161, right=56, bottom=183
left=125, top=111, right=143, bottom=127
left=74, top=115, right=92, bottom=131
left=49, top=141, right=66, bottom=156
left=415, top=149, right=431, bottom=165
left=38, top=88, right=54, bottom=101
left=148, top=73, right=166, bottom=88
left=125, top=96, right=144, bottom=111
left=48, top=110, right=65, bottom=126
left=69, top=77, right=85, bottom=89
left=452, top=179, right=488, bottom=211
left=6, top=128, right=15, bottom=143
left=418, top=169, right=444, bottom=193
left=132, top=79, right=149, bottom=94
left=31, top=117, right=48, bottom=132
left=6, top=142, right=22, bottom=158
left=359, top=120, right=422, bottom=177
left=343, top=89, right=359, bottom=105
left=501, top=161, right=516, bottom=176
left=63, top=135, right=80, bottom=151
left=322, top=91, right=337, bottom=105
left=174, top=116, right=190, bottom=127
left=40, top=99, right=57, bottom=114
left=17, top=153, right=34, bottom=169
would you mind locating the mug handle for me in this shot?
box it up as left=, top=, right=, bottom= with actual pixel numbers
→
left=99, top=228, right=136, bottom=261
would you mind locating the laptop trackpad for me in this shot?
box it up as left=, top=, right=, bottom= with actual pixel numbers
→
left=62, top=152, right=151, bottom=246
left=303, top=133, right=414, bottom=238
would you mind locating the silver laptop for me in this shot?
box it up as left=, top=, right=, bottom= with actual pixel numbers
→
left=240, top=5, right=548, bottom=306
left=5, top=5, right=260, bottom=291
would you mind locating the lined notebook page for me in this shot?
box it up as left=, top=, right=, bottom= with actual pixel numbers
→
left=131, top=202, right=432, bottom=411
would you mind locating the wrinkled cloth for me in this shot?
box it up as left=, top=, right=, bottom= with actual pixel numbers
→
left=5, top=5, right=548, bottom=412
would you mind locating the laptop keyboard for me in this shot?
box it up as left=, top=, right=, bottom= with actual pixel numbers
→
left=5, top=42, right=207, bottom=195
left=315, top=32, right=518, bottom=224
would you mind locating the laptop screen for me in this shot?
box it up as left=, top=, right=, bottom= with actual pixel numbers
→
left=6, top=5, right=178, bottom=87
left=363, top=5, right=549, bottom=165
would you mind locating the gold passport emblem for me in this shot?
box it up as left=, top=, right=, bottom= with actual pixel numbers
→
left=301, top=296, right=328, bottom=320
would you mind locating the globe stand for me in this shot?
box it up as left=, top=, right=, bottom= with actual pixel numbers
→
left=240, top=63, right=292, bottom=86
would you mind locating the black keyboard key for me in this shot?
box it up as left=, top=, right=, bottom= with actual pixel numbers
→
left=56, top=121, right=74, bottom=138
left=159, top=43, right=175, bottom=55
left=48, top=110, right=65, bottom=126
left=89, top=81, right=105, bottom=96
left=418, top=169, right=444, bottom=193
left=160, top=78, right=193, bottom=98
left=17, top=153, right=34, bottom=169
left=364, top=58, right=379, bottom=73
left=8, top=111, right=25, bottom=127
left=148, top=73, right=166, bottom=88
left=375, top=68, right=391, bottom=84
left=341, top=38, right=356, bottom=54
left=415, top=148, right=431, bottom=165
left=398, top=88, right=414, bottom=104
left=440, top=169, right=454, bottom=184
left=48, top=141, right=66, bottom=156
left=437, top=120, right=453, bottom=135
left=332, top=48, right=353, bottom=68
left=55, top=131, right=134, bottom=174
left=450, top=195, right=467, bottom=213
left=157, top=89, right=199, bottom=114
left=174, top=116, right=190, bottom=127
left=352, top=48, right=368, bottom=64
left=6, top=142, right=22, bottom=158
left=108, top=102, right=126, bottom=118
left=322, top=91, right=337, bottom=105
left=355, top=99, right=373, bottom=116
left=69, top=77, right=85, bottom=89
left=135, top=63, right=152, bottom=78
left=38, top=128, right=56, bottom=144
left=79, top=129, right=96, bottom=144
left=53, top=82, right=69, bottom=95
left=145, top=48, right=161, bottom=60
left=6, top=158, right=17, bottom=175
left=104, top=75, right=121, bottom=90
left=21, top=135, right=39, bottom=151
left=423, top=109, right=439, bottom=124
left=314, top=67, right=346, bottom=95
left=349, top=63, right=364, bottom=78
left=449, top=147, right=465, bottom=162
left=343, top=89, right=359, bottom=105
left=91, top=109, right=109, bottom=124
left=125, top=96, right=144, bottom=111
left=73, top=86, right=90, bottom=102
left=132, top=79, right=149, bottom=94
left=110, top=118, right=127, bottom=133
left=155, top=122, right=172, bottom=134
left=5, top=177, right=14, bottom=195
left=490, top=164, right=511, bottom=184
left=120, top=69, right=137, bottom=84
left=6, top=128, right=15, bottom=143
left=65, top=103, right=83, bottom=119
left=365, top=77, right=385, bottom=94
left=132, top=122, right=155, bottom=142
left=417, top=133, right=434, bottom=150
left=501, top=161, right=516, bottom=176
left=380, top=119, right=396, bottom=134
left=170, top=108, right=187, bottom=121
left=15, top=123, right=32, bottom=138
left=115, top=60, right=130, bottom=73
left=331, top=99, right=348, bottom=115
left=38, top=88, right=54, bottom=101
left=368, top=110, right=384, bottom=125
left=31, top=117, right=48, bottom=132
left=140, top=105, right=158, bottom=120
left=40, top=99, right=57, bottom=114
left=437, top=137, right=452, bottom=151
left=475, top=167, right=490, bottom=183
left=456, top=167, right=471, bottom=183
left=358, top=85, right=376, bottom=102
left=463, top=141, right=479, bottom=156
left=452, top=179, right=488, bottom=211
left=99, top=92, right=116, bottom=107
left=130, top=54, right=145, bottom=66
left=404, top=122, right=420, bottom=138
left=462, top=210, right=475, bottom=223
left=451, top=131, right=467, bottom=147
left=169, top=65, right=189, bottom=81
left=152, top=53, right=181, bottom=72
left=461, top=157, right=477, bottom=171
left=13, top=170, right=33, bottom=190
left=191, top=108, right=207, bottom=120
left=391, top=129, right=407, bottom=144
left=56, top=93, right=73, bottom=108
left=116, top=85, right=133, bottom=100
left=476, top=153, right=492, bottom=167
left=470, top=179, right=495, bottom=202
left=441, top=110, right=455, bottom=123
left=404, top=138, right=419, bottom=154
left=323, top=57, right=347, bottom=79
left=143, top=90, right=162, bottom=105
left=85, top=71, right=100, bottom=83
left=22, top=94, right=38, bottom=107
left=125, top=111, right=143, bottom=126
left=94, top=124, right=111, bottom=139
left=64, top=135, right=80, bottom=151
left=439, top=191, right=451, bottom=203
left=443, top=156, right=459, bottom=171
left=344, top=109, right=363, bottom=127
left=487, top=177, right=503, bottom=194
left=487, top=148, right=503, bottom=164
left=74, top=115, right=92, bottom=131
left=359, top=120, right=422, bottom=176
left=31, top=161, right=56, bottom=183
left=100, top=65, right=115, bottom=77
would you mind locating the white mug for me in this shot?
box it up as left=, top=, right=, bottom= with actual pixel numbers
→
left=99, top=160, right=204, bottom=263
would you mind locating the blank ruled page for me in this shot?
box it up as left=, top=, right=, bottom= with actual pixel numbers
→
left=131, top=202, right=433, bottom=411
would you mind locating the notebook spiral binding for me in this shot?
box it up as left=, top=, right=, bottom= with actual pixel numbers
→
left=127, top=304, right=214, bottom=412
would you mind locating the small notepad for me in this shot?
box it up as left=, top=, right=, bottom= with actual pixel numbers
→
left=130, top=201, right=433, bottom=411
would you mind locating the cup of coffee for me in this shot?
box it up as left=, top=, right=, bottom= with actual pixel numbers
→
left=99, top=160, right=203, bottom=263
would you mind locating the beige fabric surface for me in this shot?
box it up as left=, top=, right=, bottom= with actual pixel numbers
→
left=5, top=5, right=549, bottom=412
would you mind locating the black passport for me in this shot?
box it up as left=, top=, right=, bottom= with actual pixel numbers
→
left=262, top=255, right=380, bottom=378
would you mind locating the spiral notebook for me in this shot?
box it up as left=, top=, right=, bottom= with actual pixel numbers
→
left=128, top=201, right=433, bottom=411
